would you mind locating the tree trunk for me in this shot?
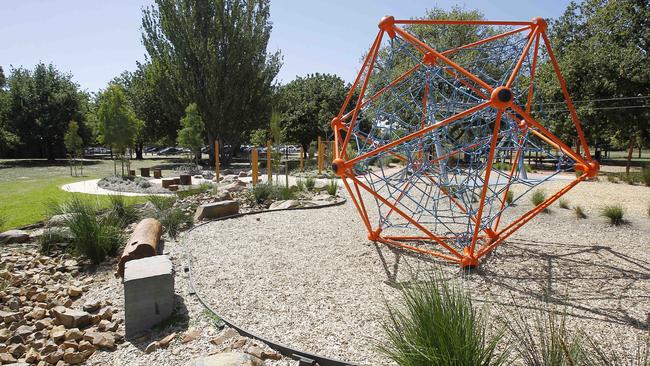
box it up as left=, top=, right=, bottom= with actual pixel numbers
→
left=302, top=143, right=309, bottom=159
left=208, top=132, right=216, bottom=167
left=135, top=143, right=143, bottom=160
left=625, top=135, right=634, bottom=176
left=639, top=145, right=642, bottom=159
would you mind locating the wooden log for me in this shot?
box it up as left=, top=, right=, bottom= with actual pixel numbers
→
left=117, top=218, right=162, bottom=277
left=153, top=169, right=162, bottom=179
left=179, top=174, right=192, bottom=185
left=161, top=178, right=175, bottom=188
left=140, top=167, right=150, bottom=177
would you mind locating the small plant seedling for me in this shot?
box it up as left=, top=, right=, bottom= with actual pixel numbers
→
left=558, top=198, right=570, bottom=209
left=600, top=204, right=624, bottom=225
left=325, top=180, right=338, bottom=196
left=505, top=190, right=514, bottom=205
left=574, top=205, right=587, bottom=219
left=305, top=177, right=316, bottom=191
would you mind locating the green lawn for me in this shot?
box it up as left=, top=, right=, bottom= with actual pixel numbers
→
left=0, top=157, right=187, bottom=230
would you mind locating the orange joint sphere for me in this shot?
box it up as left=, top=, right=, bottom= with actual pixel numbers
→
left=331, top=158, right=346, bottom=177
left=490, top=86, right=514, bottom=110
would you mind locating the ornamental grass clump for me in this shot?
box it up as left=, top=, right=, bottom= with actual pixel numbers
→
left=505, top=190, right=515, bottom=205
left=52, top=196, right=124, bottom=264
left=574, top=205, right=587, bottom=219
left=379, top=270, right=508, bottom=366
left=503, top=302, right=588, bottom=366
left=558, top=198, right=570, bottom=209
left=305, top=176, right=316, bottom=191
left=601, top=204, right=624, bottom=225
left=325, top=180, right=338, bottom=196
left=107, top=194, right=140, bottom=227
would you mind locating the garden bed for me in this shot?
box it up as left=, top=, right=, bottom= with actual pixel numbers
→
left=97, top=175, right=169, bottom=194
left=185, top=179, right=650, bottom=364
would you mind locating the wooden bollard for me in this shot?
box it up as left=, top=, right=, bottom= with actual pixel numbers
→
left=153, top=169, right=162, bottom=179
left=117, top=218, right=162, bottom=277
left=173, top=177, right=181, bottom=185
left=179, top=174, right=192, bottom=185
left=161, top=178, right=175, bottom=188
left=215, top=140, right=220, bottom=184
left=251, top=148, right=259, bottom=186
left=129, top=170, right=136, bottom=177
left=140, top=167, right=150, bottom=177
left=299, top=146, right=304, bottom=172
left=266, top=140, right=272, bottom=184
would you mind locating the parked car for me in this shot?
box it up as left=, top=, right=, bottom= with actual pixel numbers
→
left=157, top=147, right=182, bottom=155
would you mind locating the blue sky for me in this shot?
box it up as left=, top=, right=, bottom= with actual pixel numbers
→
left=0, top=0, right=572, bottom=92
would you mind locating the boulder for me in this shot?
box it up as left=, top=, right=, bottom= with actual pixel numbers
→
left=63, top=348, right=84, bottom=364
left=0, top=230, right=30, bottom=244
left=193, top=201, right=239, bottom=221
left=64, top=328, right=83, bottom=341
left=50, top=307, right=91, bottom=329
left=46, top=214, right=72, bottom=227
left=83, top=331, right=115, bottom=349
left=269, top=200, right=300, bottom=210
left=222, top=180, right=247, bottom=193
left=191, top=353, right=262, bottom=366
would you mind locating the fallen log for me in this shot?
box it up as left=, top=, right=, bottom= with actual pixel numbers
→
left=117, top=218, right=162, bottom=277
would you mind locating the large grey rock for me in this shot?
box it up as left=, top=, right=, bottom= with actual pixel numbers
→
left=222, top=180, right=247, bottom=193
left=0, top=230, right=30, bottom=244
left=269, top=200, right=300, bottom=210
left=194, top=201, right=239, bottom=221
left=191, top=352, right=262, bottom=366
left=124, top=255, right=174, bottom=338
left=46, top=214, right=72, bottom=227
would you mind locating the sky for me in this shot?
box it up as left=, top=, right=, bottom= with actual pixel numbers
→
left=0, top=0, right=573, bottom=93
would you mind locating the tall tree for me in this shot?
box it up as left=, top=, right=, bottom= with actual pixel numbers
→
left=539, top=0, right=650, bottom=173
left=177, top=103, right=205, bottom=164
left=141, top=0, right=281, bottom=164
left=96, top=84, right=140, bottom=176
left=5, top=63, right=88, bottom=160
left=0, top=66, right=19, bottom=153
left=277, top=73, right=349, bottom=158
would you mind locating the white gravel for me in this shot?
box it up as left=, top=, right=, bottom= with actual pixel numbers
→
left=185, top=179, right=650, bottom=365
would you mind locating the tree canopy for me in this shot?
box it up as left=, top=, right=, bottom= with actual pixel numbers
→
left=277, top=73, right=349, bottom=154
left=141, top=0, right=281, bottom=163
left=96, top=84, right=140, bottom=157
left=177, top=103, right=205, bottom=163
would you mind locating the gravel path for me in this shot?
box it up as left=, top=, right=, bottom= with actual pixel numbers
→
left=186, top=179, right=650, bottom=365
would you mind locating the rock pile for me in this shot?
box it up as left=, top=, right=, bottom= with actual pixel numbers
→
left=0, top=250, right=122, bottom=365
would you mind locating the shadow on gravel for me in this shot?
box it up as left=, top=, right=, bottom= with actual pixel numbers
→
left=127, top=294, right=190, bottom=350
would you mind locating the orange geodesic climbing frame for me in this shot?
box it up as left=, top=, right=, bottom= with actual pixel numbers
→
left=330, top=16, right=599, bottom=268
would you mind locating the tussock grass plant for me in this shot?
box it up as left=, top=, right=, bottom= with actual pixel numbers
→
left=51, top=196, right=124, bottom=264
left=325, top=180, right=338, bottom=196
left=146, top=195, right=176, bottom=211
left=176, top=183, right=213, bottom=198
left=601, top=204, right=624, bottom=225
left=531, top=189, right=546, bottom=206
left=107, top=194, right=140, bottom=227
left=558, top=198, right=570, bottom=209
left=37, top=228, right=70, bottom=255
left=503, top=302, right=588, bottom=366
left=157, top=208, right=192, bottom=239
left=574, top=205, right=587, bottom=219
left=642, top=167, right=650, bottom=187
left=607, top=174, right=618, bottom=183
left=379, top=270, right=508, bottom=366
left=305, top=176, right=316, bottom=191
left=296, top=179, right=305, bottom=192
left=505, top=190, right=515, bottom=205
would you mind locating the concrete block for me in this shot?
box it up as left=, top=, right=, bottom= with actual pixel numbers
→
left=123, top=255, right=174, bottom=338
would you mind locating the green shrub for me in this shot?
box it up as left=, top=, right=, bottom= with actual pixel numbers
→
left=505, top=190, right=514, bottom=205
left=38, top=228, right=71, bottom=255
left=157, top=208, right=193, bottom=239
left=252, top=183, right=274, bottom=204
left=325, top=180, right=338, bottom=196
left=296, top=179, right=305, bottom=192
left=176, top=183, right=213, bottom=199
left=574, top=205, right=587, bottom=219
left=107, top=195, right=139, bottom=227
left=379, top=270, right=507, bottom=366
left=146, top=195, right=176, bottom=211
left=607, top=174, right=618, bottom=183
left=531, top=189, right=546, bottom=207
left=53, top=196, right=124, bottom=264
left=305, top=177, right=316, bottom=191
left=601, top=204, right=624, bottom=225
left=275, top=186, right=295, bottom=200
left=558, top=198, right=570, bottom=209
left=642, top=167, right=650, bottom=187
left=504, top=303, right=588, bottom=366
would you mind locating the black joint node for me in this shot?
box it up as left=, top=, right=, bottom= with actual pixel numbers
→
left=331, top=163, right=338, bottom=173
left=497, top=88, right=513, bottom=103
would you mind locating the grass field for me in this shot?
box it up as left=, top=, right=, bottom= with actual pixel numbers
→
left=0, top=156, right=185, bottom=230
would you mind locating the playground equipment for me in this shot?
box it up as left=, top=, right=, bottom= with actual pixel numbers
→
left=331, top=16, right=598, bottom=268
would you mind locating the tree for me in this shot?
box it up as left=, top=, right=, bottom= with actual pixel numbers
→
left=539, top=0, right=650, bottom=174
left=64, top=121, right=84, bottom=176
left=177, top=103, right=205, bottom=164
left=112, top=60, right=185, bottom=159
left=277, top=74, right=349, bottom=158
left=4, top=63, right=88, bottom=160
left=0, top=66, right=19, bottom=153
left=249, top=128, right=268, bottom=147
left=96, top=84, right=139, bottom=176
left=141, top=0, right=281, bottom=165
